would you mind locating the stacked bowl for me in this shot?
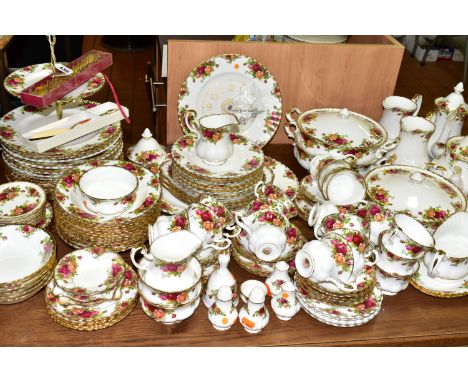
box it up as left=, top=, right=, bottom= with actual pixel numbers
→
left=0, top=181, right=52, bottom=228
left=0, top=102, right=124, bottom=199
left=0, top=224, right=56, bottom=304
left=45, top=247, right=138, bottom=331
left=53, top=160, right=161, bottom=251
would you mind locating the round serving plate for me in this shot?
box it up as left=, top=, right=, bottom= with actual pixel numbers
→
left=54, top=160, right=161, bottom=223
left=4, top=63, right=105, bottom=99
left=410, top=261, right=468, bottom=298
left=365, top=165, right=466, bottom=230
left=171, top=133, right=264, bottom=179
left=285, top=35, right=348, bottom=44
left=0, top=101, right=121, bottom=160
left=0, top=224, right=55, bottom=284
left=178, top=53, right=282, bottom=148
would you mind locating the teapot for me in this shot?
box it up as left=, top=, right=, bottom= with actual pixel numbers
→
left=427, top=83, right=468, bottom=159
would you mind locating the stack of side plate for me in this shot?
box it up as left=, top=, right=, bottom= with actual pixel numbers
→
left=53, top=160, right=161, bottom=252
left=0, top=101, right=124, bottom=199
left=45, top=248, right=138, bottom=331
left=0, top=225, right=57, bottom=304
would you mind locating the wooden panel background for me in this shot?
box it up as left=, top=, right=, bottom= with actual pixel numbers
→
left=167, top=36, right=404, bottom=144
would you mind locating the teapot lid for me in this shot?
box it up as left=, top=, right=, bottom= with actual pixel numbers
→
left=446, top=82, right=465, bottom=110
left=150, top=230, right=202, bottom=262
left=128, top=128, right=167, bottom=160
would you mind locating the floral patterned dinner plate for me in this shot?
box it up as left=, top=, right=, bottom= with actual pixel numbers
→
left=178, top=54, right=282, bottom=148
left=0, top=182, right=45, bottom=219
left=4, top=63, right=105, bottom=100
left=54, top=160, right=161, bottom=223
left=365, top=165, right=466, bottom=230
left=172, top=133, right=264, bottom=179
left=0, top=101, right=121, bottom=158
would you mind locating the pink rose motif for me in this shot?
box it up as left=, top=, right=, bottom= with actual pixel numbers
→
left=162, top=263, right=179, bottom=273
left=143, top=197, right=154, bottom=207
left=325, top=218, right=335, bottom=230
left=58, top=265, right=71, bottom=278
left=370, top=204, right=381, bottom=215
left=112, top=264, right=123, bottom=277
left=251, top=63, right=261, bottom=72
left=364, top=297, right=376, bottom=309
left=124, top=163, right=136, bottom=172
left=175, top=215, right=187, bottom=228
left=263, top=211, right=275, bottom=222
left=251, top=201, right=263, bottom=211
left=202, top=129, right=214, bottom=138
left=197, top=66, right=206, bottom=75
left=286, top=227, right=297, bottom=238
left=200, top=210, right=213, bottom=222
left=435, top=210, right=447, bottom=219
left=62, top=176, right=74, bottom=188
left=285, top=188, right=295, bottom=198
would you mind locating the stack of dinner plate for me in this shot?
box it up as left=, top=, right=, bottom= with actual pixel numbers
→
left=0, top=101, right=123, bottom=199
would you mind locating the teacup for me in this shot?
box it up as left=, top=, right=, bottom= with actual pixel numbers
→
left=375, top=265, right=412, bottom=296
left=308, top=201, right=339, bottom=231
left=315, top=212, right=369, bottom=239
left=316, top=155, right=356, bottom=188
left=248, top=182, right=297, bottom=219
left=383, top=213, right=434, bottom=259
left=235, top=210, right=288, bottom=262
left=295, top=232, right=357, bottom=291
left=184, top=110, right=238, bottom=166
left=79, top=166, right=138, bottom=215
left=354, top=202, right=394, bottom=246
left=377, top=234, right=420, bottom=276
left=423, top=211, right=468, bottom=280
left=320, top=168, right=366, bottom=206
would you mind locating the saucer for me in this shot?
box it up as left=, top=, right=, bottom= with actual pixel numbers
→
left=172, top=133, right=264, bottom=179
left=55, top=160, right=161, bottom=223
left=0, top=182, right=46, bottom=220
left=300, top=175, right=326, bottom=203
left=410, top=261, right=468, bottom=298
left=263, top=156, right=299, bottom=201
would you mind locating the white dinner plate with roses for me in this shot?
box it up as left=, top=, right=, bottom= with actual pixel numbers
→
left=0, top=101, right=121, bottom=159
left=55, top=160, right=161, bottom=223
left=365, top=165, right=466, bottom=230
left=172, top=133, right=264, bottom=179
left=4, top=63, right=105, bottom=100
left=178, top=54, right=282, bottom=148
left=46, top=264, right=137, bottom=321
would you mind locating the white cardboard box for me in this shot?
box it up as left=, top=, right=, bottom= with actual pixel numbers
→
left=452, top=49, right=465, bottom=62
left=414, top=45, right=438, bottom=62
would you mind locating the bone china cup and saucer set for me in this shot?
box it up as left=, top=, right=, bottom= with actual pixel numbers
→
left=0, top=47, right=467, bottom=335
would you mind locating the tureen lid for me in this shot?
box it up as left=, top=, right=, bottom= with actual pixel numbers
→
left=129, top=128, right=167, bottom=158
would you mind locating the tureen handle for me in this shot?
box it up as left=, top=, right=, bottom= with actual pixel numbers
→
left=411, top=94, right=423, bottom=116
left=428, top=250, right=446, bottom=276
left=284, top=107, right=302, bottom=139
left=183, top=109, right=200, bottom=139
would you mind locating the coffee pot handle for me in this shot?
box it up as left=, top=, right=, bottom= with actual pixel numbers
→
left=429, top=250, right=446, bottom=276
left=130, top=247, right=152, bottom=271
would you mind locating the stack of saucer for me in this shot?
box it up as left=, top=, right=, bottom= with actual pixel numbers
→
left=0, top=225, right=56, bottom=304
left=45, top=247, right=138, bottom=331
left=0, top=181, right=48, bottom=226
left=54, top=160, right=161, bottom=252
left=0, top=102, right=123, bottom=199
left=166, top=134, right=265, bottom=210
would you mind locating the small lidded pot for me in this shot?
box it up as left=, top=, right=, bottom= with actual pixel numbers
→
left=79, top=166, right=138, bottom=215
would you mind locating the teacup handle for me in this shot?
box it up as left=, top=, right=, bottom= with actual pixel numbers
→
left=235, top=212, right=253, bottom=236
left=130, top=247, right=152, bottom=271
left=308, top=203, right=320, bottom=227
left=204, top=238, right=231, bottom=251
left=429, top=250, right=446, bottom=276
left=223, top=225, right=241, bottom=238
left=314, top=223, right=324, bottom=239
left=366, top=249, right=380, bottom=266
left=254, top=181, right=266, bottom=198
left=183, top=109, right=200, bottom=139
left=295, top=248, right=315, bottom=278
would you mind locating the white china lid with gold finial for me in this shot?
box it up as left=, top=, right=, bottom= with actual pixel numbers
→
left=445, top=83, right=465, bottom=110
left=129, top=128, right=167, bottom=156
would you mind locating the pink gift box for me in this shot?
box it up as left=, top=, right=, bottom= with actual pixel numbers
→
left=20, top=50, right=112, bottom=108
